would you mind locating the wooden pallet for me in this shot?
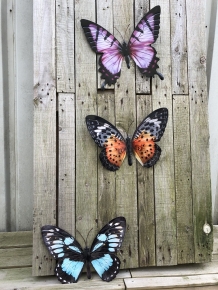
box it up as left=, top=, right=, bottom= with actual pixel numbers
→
left=1, top=227, right=218, bottom=289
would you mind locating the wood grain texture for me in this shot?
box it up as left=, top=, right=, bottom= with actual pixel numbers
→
left=113, top=0, right=138, bottom=269
left=173, top=95, right=194, bottom=264
left=151, top=0, right=177, bottom=266
left=136, top=96, right=156, bottom=267
left=186, top=0, right=213, bottom=263
left=75, top=0, right=98, bottom=247
left=135, top=0, right=150, bottom=94
left=96, top=0, right=113, bottom=89
left=58, top=93, right=75, bottom=234
left=0, top=231, right=32, bottom=248
left=171, top=0, right=188, bottom=94
left=97, top=92, right=116, bottom=226
left=32, top=0, right=56, bottom=276
left=0, top=248, right=32, bottom=269
left=56, top=0, right=74, bottom=93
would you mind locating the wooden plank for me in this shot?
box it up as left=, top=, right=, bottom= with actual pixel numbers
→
left=0, top=0, right=6, bottom=231
left=186, top=0, right=213, bottom=263
left=136, top=96, right=156, bottom=267
left=131, top=260, right=218, bottom=277
left=173, top=95, right=194, bottom=264
left=0, top=248, right=32, bottom=269
left=32, top=0, right=56, bottom=276
left=113, top=0, right=138, bottom=269
left=124, top=274, right=218, bottom=289
left=135, top=0, right=150, bottom=94
left=58, top=93, right=75, bottom=233
left=0, top=267, right=128, bottom=289
left=0, top=231, right=32, bottom=248
left=170, top=0, right=188, bottom=94
left=74, top=0, right=98, bottom=247
left=56, top=0, right=74, bottom=93
left=7, top=0, right=17, bottom=231
left=96, top=0, right=113, bottom=90
left=15, top=0, right=34, bottom=231
left=97, top=92, right=116, bottom=226
left=151, top=0, right=177, bottom=266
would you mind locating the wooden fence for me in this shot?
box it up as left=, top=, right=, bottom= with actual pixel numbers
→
left=30, top=0, right=213, bottom=276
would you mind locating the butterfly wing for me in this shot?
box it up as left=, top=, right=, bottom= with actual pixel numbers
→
left=90, top=217, right=126, bottom=281
left=81, top=19, right=124, bottom=87
left=41, top=225, right=85, bottom=283
left=86, top=115, right=127, bottom=171
left=128, top=6, right=163, bottom=79
left=132, top=108, right=168, bottom=167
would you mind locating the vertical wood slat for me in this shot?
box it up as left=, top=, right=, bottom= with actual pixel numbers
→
left=75, top=0, right=98, bottom=246
left=137, top=96, right=156, bottom=267
left=170, top=0, right=188, bottom=94
left=113, top=0, right=138, bottom=269
left=186, top=0, right=213, bottom=263
left=173, top=95, right=194, bottom=264
left=7, top=0, right=17, bottom=231
left=135, top=0, right=150, bottom=94
left=32, top=0, right=56, bottom=276
left=97, top=92, right=117, bottom=228
left=96, top=0, right=113, bottom=90
left=56, top=0, right=75, bottom=93
left=151, top=0, right=177, bottom=266
left=0, top=1, right=6, bottom=231
left=15, top=0, right=34, bottom=230
left=58, top=93, right=75, bottom=234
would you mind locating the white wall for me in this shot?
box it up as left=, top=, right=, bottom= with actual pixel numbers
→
left=0, top=1, right=217, bottom=231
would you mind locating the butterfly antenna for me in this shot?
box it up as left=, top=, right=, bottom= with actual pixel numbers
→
left=76, top=229, right=86, bottom=246
left=85, top=228, right=93, bottom=247
left=114, top=27, right=125, bottom=42
left=127, top=119, right=134, bottom=136
left=123, top=24, right=130, bottom=41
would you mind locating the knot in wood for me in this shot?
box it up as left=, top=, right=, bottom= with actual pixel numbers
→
left=200, top=56, right=206, bottom=64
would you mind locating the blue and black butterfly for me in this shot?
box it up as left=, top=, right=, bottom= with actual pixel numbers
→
left=41, top=217, right=126, bottom=284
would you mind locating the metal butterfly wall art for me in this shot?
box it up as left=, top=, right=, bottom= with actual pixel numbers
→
left=81, top=6, right=163, bottom=88
left=86, top=108, right=168, bottom=171
left=41, top=217, right=126, bottom=283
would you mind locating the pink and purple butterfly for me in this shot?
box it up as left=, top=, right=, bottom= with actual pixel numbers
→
left=81, top=5, right=163, bottom=89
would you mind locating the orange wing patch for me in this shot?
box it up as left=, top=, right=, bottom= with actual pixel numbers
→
left=132, top=132, right=156, bottom=166
left=104, top=135, right=127, bottom=167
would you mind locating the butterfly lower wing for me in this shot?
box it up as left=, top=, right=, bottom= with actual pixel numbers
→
left=90, top=217, right=126, bottom=281
left=86, top=116, right=127, bottom=171
left=91, top=253, right=121, bottom=282
left=128, top=6, right=163, bottom=79
left=132, top=108, right=168, bottom=167
left=41, top=226, right=85, bottom=283
left=81, top=19, right=124, bottom=87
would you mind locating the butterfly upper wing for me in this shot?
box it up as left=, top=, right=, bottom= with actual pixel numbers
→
left=132, top=108, right=168, bottom=167
left=90, top=217, right=126, bottom=281
left=128, top=6, right=163, bottom=79
left=81, top=19, right=124, bottom=87
left=41, top=225, right=85, bottom=283
left=86, top=115, right=127, bottom=171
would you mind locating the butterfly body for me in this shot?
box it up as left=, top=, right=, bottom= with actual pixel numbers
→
left=86, top=108, right=168, bottom=171
left=81, top=6, right=163, bottom=88
left=41, top=217, right=126, bottom=283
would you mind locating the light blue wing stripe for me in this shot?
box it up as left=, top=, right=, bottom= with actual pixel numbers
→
left=61, top=258, right=84, bottom=281
left=91, top=254, right=113, bottom=277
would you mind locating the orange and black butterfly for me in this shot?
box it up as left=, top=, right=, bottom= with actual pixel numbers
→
left=85, top=108, right=168, bottom=171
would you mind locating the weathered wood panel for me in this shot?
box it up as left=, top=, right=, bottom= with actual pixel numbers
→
left=173, top=95, right=194, bottom=264
left=113, top=0, right=138, bottom=269
left=74, top=0, right=98, bottom=247
left=151, top=0, right=177, bottom=266
left=56, top=0, right=75, bottom=93
left=58, top=93, right=75, bottom=233
left=135, top=0, right=150, bottom=94
left=186, top=0, right=213, bottom=263
left=32, top=0, right=56, bottom=276
left=137, top=96, right=156, bottom=267
left=170, top=0, right=188, bottom=94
